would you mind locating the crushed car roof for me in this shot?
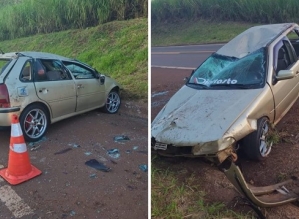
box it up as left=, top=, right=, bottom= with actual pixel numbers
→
left=0, top=51, right=73, bottom=61
left=217, top=23, right=297, bottom=58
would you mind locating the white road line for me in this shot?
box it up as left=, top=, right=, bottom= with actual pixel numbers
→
left=151, top=65, right=195, bottom=70
left=0, top=185, right=34, bottom=218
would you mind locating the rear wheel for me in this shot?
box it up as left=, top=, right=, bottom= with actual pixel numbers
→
left=19, top=104, right=49, bottom=142
left=242, top=117, right=272, bottom=161
left=102, top=90, right=121, bottom=114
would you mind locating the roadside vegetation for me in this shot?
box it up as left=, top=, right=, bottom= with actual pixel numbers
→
left=0, top=18, right=147, bottom=99
left=151, top=0, right=299, bottom=46
left=152, top=20, right=255, bottom=46
left=152, top=0, right=298, bottom=24
left=152, top=157, right=256, bottom=219
left=0, top=0, right=147, bottom=41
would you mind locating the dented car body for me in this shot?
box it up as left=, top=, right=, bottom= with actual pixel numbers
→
left=0, top=52, right=121, bottom=142
left=152, top=23, right=299, bottom=212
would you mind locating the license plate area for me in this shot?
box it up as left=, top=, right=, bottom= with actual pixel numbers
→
left=154, top=142, right=167, bottom=150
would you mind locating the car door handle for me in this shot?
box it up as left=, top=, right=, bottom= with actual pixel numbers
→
left=39, top=88, right=48, bottom=93
left=77, top=84, right=84, bottom=89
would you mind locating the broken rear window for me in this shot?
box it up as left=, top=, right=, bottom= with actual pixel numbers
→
left=0, top=59, right=11, bottom=75
left=188, top=48, right=267, bottom=89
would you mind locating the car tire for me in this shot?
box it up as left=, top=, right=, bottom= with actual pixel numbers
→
left=241, top=117, right=272, bottom=161
left=19, top=104, right=49, bottom=142
left=101, top=90, right=121, bottom=114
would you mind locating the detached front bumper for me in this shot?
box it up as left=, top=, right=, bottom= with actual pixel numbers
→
left=0, top=107, right=20, bottom=127
left=223, top=161, right=299, bottom=207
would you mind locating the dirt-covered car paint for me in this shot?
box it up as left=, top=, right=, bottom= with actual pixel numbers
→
left=152, top=23, right=299, bottom=212
left=152, top=23, right=299, bottom=158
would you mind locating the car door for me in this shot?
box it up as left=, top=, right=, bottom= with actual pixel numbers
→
left=271, top=38, right=299, bottom=122
left=33, top=59, right=77, bottom=119
left=62, top=61, right=105, bottom=112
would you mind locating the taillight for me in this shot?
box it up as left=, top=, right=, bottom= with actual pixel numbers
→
left=0, top=84, right=10, bottom=108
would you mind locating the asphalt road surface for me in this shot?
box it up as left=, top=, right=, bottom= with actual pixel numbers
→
left=0, top=105, right=148, bottom=219
left=151, top=44, right=224, bottom=69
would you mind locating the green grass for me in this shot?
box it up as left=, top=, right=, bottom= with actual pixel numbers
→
left=152, top=20, right=257, bottom=46
left=152, top=157, right=255, bottom=219
left=151, top=0, right=299, bottom=24
left=0, top=18, right=148, bottom=99
left=0, top=0, right=147, bottom=41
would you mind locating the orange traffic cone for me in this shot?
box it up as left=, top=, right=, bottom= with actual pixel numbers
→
left=0, top=114, right=42, bottom=185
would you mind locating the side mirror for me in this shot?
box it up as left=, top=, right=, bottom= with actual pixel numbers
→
left=276, top=69, right=295, bottom=81
left=184, top=77, right=189, bottom=81
left=100, top=75, right=105, bottom=84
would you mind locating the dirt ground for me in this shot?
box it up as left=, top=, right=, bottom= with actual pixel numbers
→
left=0, top=100, right=148, bottom=219
left=151, top=67, right=299, bottom=218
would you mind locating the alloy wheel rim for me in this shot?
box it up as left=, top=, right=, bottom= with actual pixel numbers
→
left=24, top=109, right=47, bottom=139
left=106, top=92, right=120, bottom=113
left=259, top=121, right=272, bottom=157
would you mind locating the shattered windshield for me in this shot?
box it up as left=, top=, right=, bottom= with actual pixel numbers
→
left=188, top=48, right=267, bottom=89
left=0, top=59, right=11, bottom=75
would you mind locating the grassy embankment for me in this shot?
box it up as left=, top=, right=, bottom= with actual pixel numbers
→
left=0, top=0, right=148, bottom=99
left=151, top=0, right=299, bottom=218
left=151, top=0, right=299, bottom=46
left=0, top=18, right=148, bottom=99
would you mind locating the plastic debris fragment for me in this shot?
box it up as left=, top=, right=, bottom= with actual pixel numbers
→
left=68, top=143, right=80, bottom=148
left=114, top=135, right=130, bottom=142
left=107, top=149, right=120, bottom=159
left=89, top=173, right=97, bottom=178
left=30, top=145, right=41, bottom=151
left=54, top=148, right=72, bottom=155
left=70, top=210, right=76, bottom=216
left=85, top=159, right=111, bottom=172
left=139, top=164, right=148, bottom=172
left=133, top=146, right=139, bottom=150
left=84, top=152, right=92, bottom=156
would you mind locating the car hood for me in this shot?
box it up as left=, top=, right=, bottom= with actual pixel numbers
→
left=151, top=85, right=263, bottom=146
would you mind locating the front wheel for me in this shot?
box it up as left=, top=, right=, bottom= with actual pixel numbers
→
left=241, top=117, right=272, bottom=161
left=101, top=90, right=121, bottom=114
left=19, top=104, right=49, bottom=142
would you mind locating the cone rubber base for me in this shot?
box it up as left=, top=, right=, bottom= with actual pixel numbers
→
left=0, top=165, right=42, bottom=185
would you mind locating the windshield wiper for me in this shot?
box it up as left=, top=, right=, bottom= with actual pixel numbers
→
left=187, top=83, right=210, bottom=88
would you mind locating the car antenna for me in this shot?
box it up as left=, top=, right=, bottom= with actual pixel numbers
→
left=0, top=49, right=4, bottom=54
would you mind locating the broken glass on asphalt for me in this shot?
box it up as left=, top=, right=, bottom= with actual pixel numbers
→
left=113, top=135, right=130, bottom=142
left=107, top=148, right=120, bottom=159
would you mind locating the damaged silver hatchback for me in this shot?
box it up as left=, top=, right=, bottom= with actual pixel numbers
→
left=0, top=52, right=121, bottom=142
left=152, top=23, right=299, bottom=212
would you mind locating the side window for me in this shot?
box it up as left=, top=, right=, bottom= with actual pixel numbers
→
left=34, top=59, right=71, bottom=81
left=62, top=61, right=96, bottom=79
left=20, top=61, right=32, bottom=82
left=283, top=39, right=297, bottom=65
left=274, top=39, right=295, bottom=74
left=287, top=29, right=299, bottom=58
